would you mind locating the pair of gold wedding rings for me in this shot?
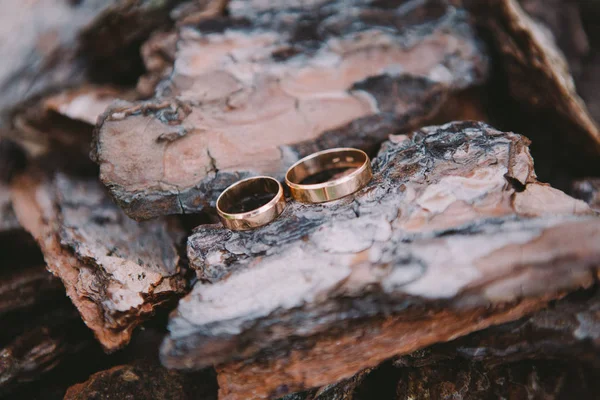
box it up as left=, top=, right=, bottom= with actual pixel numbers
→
left=216, top=148, right=373, bottom=231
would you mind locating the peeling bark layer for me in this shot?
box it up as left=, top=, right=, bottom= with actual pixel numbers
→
left=162, top=121, right=599, bottom=399
left=63, top=361, right=218, bottom=400
left=93, top=0, right=489, bottom=220
left=10, top=173, right=187, bottom=351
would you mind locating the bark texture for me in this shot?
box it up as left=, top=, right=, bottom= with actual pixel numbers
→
left=0, top=0, right=200, bottom=128
left=162, top=121, right=599, bottom=399
left=63, top=361, right=218, bottom=400
left=10, top=172, right=187, bottom=351
left=93, top=0, right=489, bottom=220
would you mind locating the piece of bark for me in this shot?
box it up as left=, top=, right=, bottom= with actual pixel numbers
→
left=280, top=282, right=600, bottom=399
left=0, top=265, right=63, bottom=318
left=460, top=0, right=600, bottom=180
left=0, top=182, right=42, bottom=269
left=0, top=306, right=92, bottom=394
left=572, top=178, right=600, bottom=211
left=0, top=138, right=26, bottom=183
left=64, top=360, right=218, bottom=400
left=93, top=0, right=490, bottom=220
left=281, top=369, right=373, bottom=400
left=0, top=183, right=20, bottom=234
left=518, top=0, right=590, bottom=79
left=576, top=2, right=600, bottom=126
left=395, top=288, right=600, bottom=368
left=10, top=172, right=187, bottom=351
left=6, top=85, right=132, bottom=175
left=394, top=359, right=600, bottom=399
left=162, top=121, right=599, bottom=399
left=0, top=0, right=207, bottom=128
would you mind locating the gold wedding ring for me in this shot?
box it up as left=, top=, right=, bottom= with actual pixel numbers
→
left=216, top=176, right=286, bottom=230
left=285, top=148, right=372, bottom=203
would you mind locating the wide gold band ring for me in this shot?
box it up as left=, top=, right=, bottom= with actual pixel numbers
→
left=216, top=176, right=286, bottom=230
left=285, top=148, right=372, bottom=203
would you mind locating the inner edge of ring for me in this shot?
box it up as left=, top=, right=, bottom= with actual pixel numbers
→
left=217, top=177, right=283, bottom=219
left=285, top=149, right=370, bottom=189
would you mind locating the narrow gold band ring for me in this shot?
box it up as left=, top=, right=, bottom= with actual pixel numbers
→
left=285, top=148, right=372, bottom=203
left=216, top=176, right=286, bottom=230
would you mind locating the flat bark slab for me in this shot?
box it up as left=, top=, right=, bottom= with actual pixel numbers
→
left=93, top=0, right=489, bottom=220
left=10, top=172, right=187, bottom=351
left=63, top=361, right=217, bottom=400
left=162, top=121, right=599, bottom=399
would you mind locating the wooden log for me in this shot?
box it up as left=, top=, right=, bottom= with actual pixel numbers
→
left=92, top=0, right=490, bottom=220
left=161, top=121, right=599, bottom=399
left=63, top=360, right=218, bottom=400
left=10, top=172, right=187, bottom=351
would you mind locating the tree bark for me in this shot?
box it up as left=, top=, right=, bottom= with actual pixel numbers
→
left=10, top=172, right=187, bottom=351
left=161, top=121, right=599, bottom=399
left=92, top=0, right=490, bottom=220
left=63, top=361, right=218, bottom=400
left=288, top=287, right=600, bottom=399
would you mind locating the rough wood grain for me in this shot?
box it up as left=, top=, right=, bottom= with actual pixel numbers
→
left=63, top=361, right=218, bottom=400
left=93, top=0, right=490, bottom=220
left=10, top=172, right=187, bottom=351
left=162, top=121, right=599, bottom=399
